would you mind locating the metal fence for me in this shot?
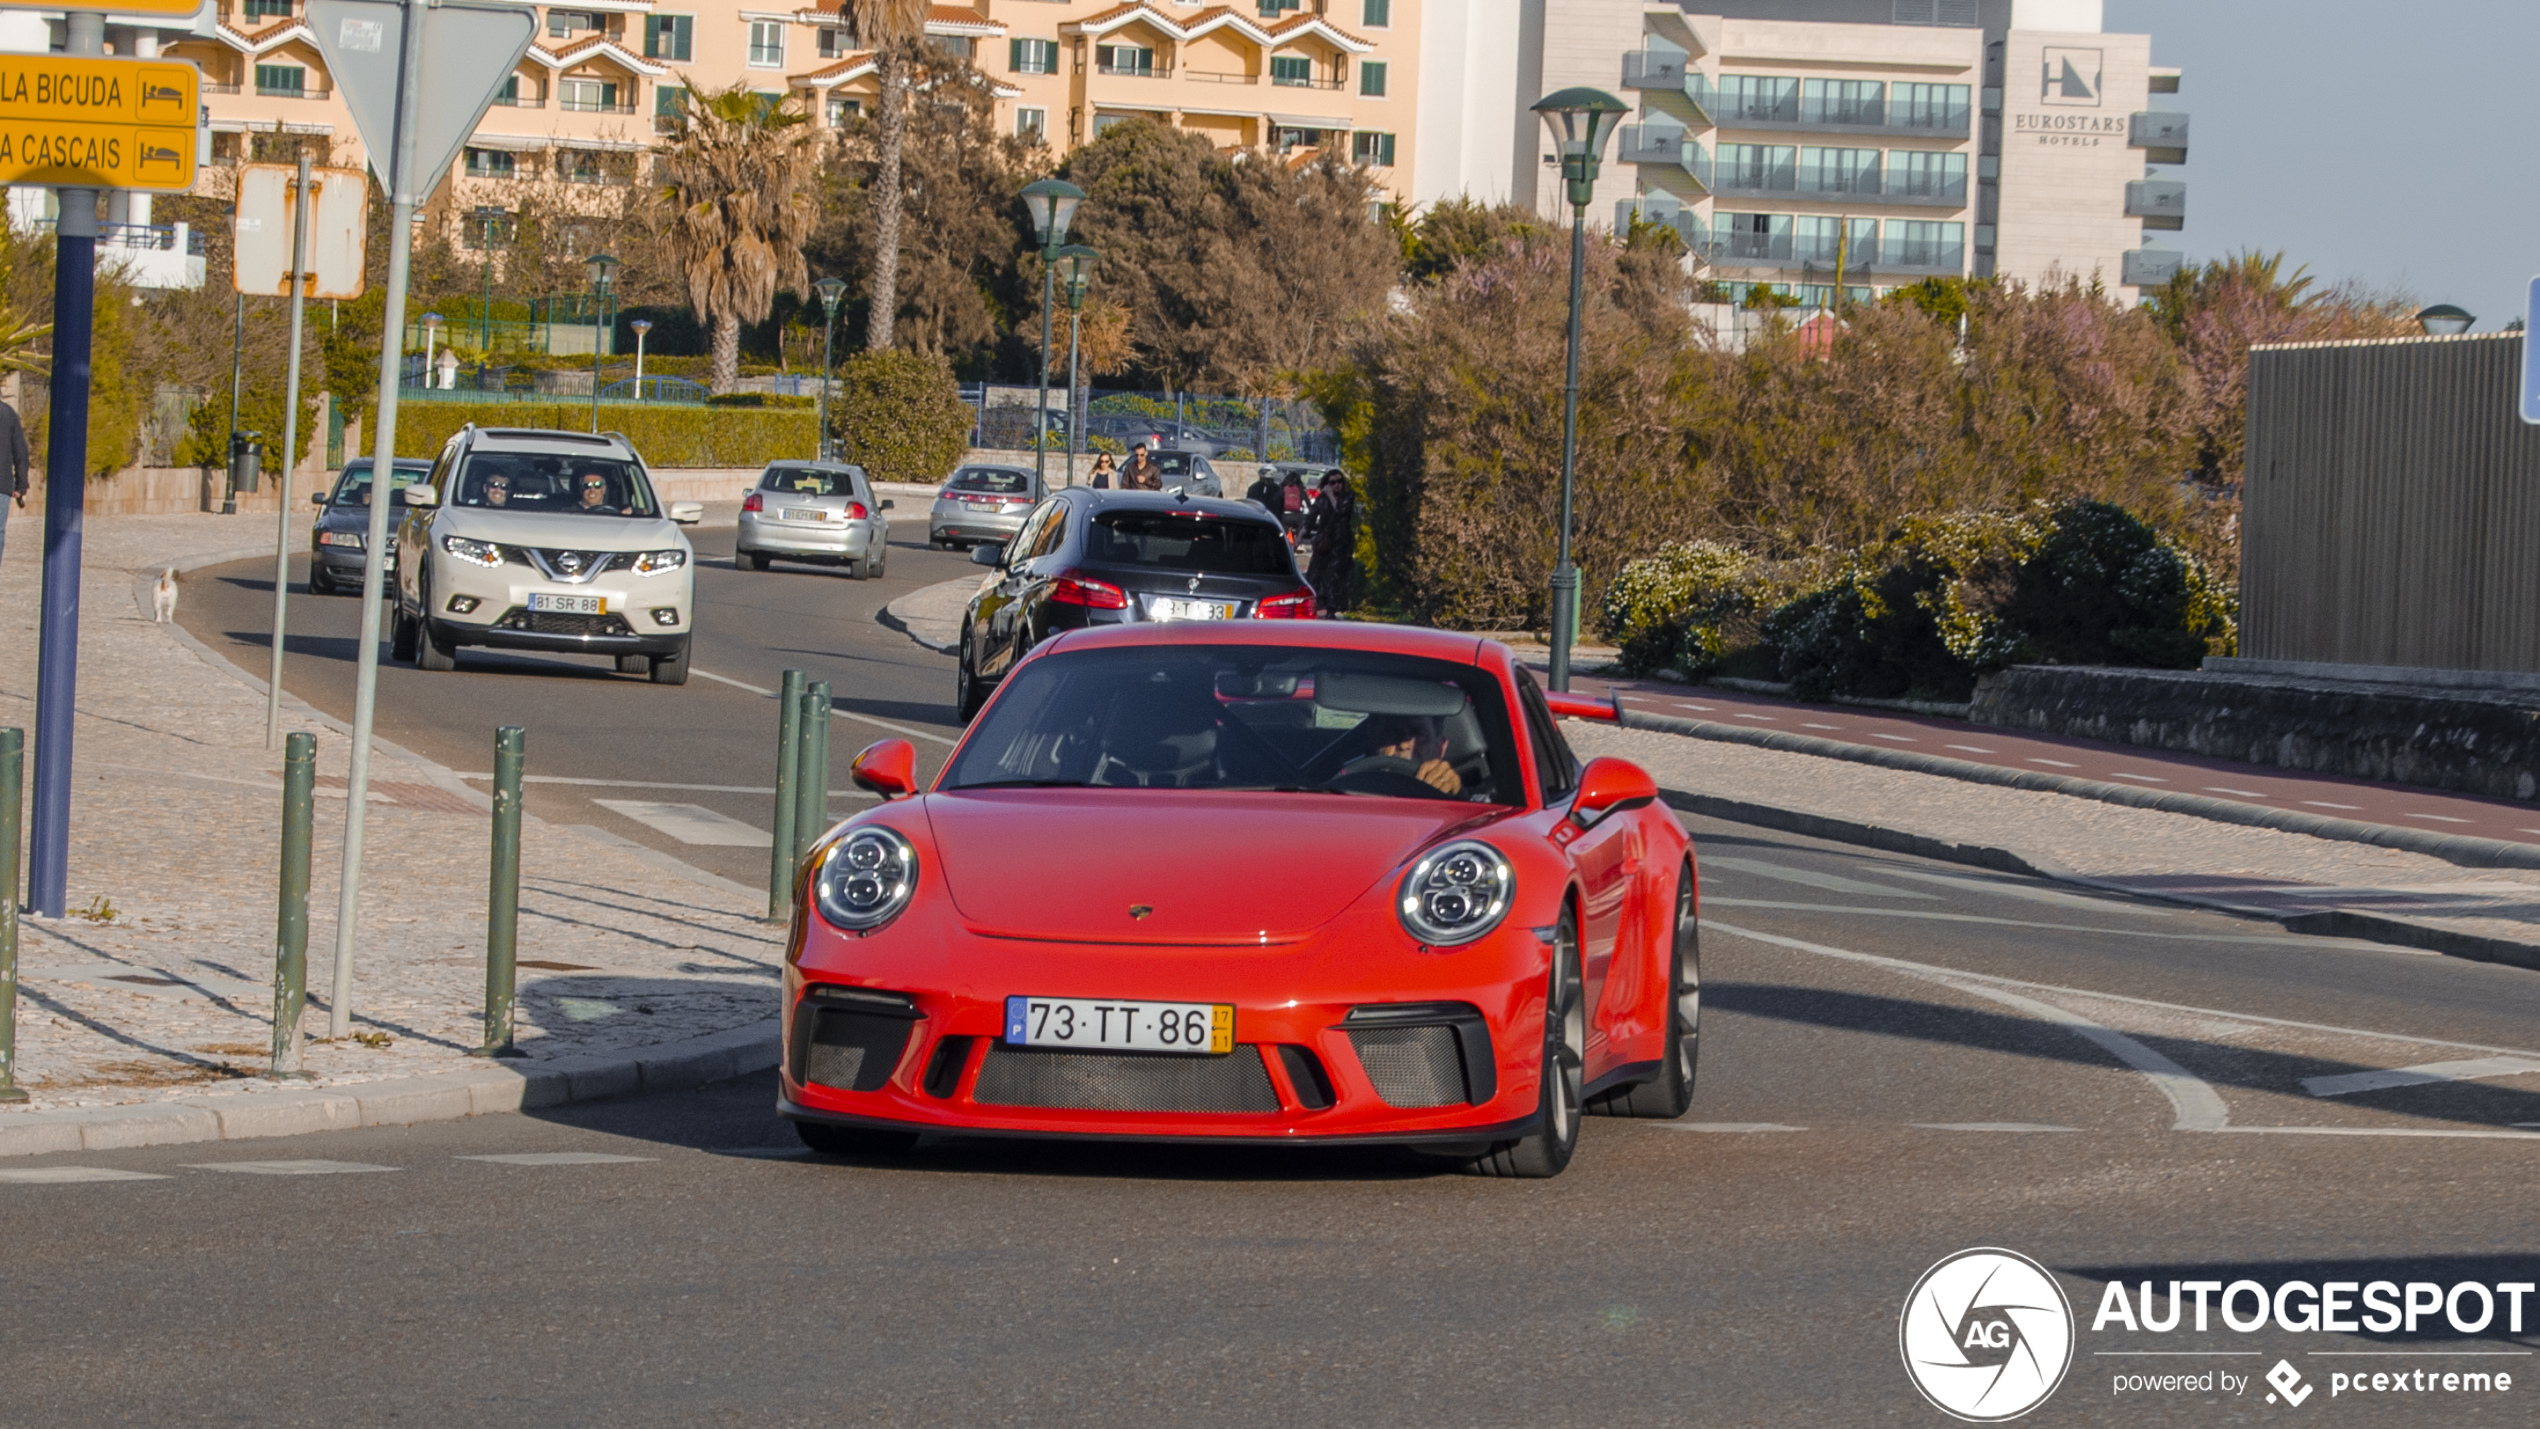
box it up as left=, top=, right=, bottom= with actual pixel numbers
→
left=962, top=385, right=1341, bottom=464
left=2242, top=332, right=2540, bottom=674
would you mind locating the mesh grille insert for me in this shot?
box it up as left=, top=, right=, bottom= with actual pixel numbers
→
left=1348, top=1025, right=1468, bottom=1108
left=973, top=1044, right=1278, bottom=1113
left=493, top=607, right=635, bottom=638
left=801, top=1008, right=914, bottom=1093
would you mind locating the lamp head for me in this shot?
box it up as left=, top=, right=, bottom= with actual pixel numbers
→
left=2416, top=303, right=2474, bottom=337
left=814, top=275, right=848, bottom=316
left=1021, top=177, right=1088, bottom=248
left=584, top=252, right=621, bottom=292
left=1057, top=243, right=1097, bottom=306
left=630, top=319, right=653, bottom=336
left=421, top=311, right=443, bottom=328
left=1531, top=87, right=1630, bottom=210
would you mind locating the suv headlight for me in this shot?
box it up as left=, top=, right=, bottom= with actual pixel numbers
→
left=1397, top=840, right=1513, bottom=946
left=632, top=549, right=687, bottom=577
left=441, top=535, right=503, bottom=568
left=813, top=827, right=919, bottom=932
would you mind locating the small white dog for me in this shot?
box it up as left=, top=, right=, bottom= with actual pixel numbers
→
left=151, top=568, right=177, bottom=623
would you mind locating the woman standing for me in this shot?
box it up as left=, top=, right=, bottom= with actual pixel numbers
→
left=1305, top=471, right=1356, bottom=615
left=1087, top=453, right=1117, bottom=489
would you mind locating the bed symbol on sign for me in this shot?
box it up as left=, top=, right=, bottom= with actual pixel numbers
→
left=139, top=82, right=186, bottom=115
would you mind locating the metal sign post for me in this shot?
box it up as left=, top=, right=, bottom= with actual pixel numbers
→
left=265, top=155, right=313, bottom=750
left=308, top=0, right=535, bottom=1036
left=2523, top=276, right=2540, bottom=427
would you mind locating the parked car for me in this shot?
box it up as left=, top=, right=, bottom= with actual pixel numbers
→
left=391, top=426, right=705, bottom=684
left=307, top=457, right=433, bottom=594
left=1087, top=415, right=1230, bottom=458
left=954, top=487, right=1311, bottom=720
left=780, top=623, right=1695, bottom=1179
left=737, top=461, right=892, bottom=578
left=1144, top=449, right=1224, bottom=497
left=929, top=464, right=1042, bottom=549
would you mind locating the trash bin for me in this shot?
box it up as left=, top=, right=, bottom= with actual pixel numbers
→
left=228, top=430, right=263, bottom=496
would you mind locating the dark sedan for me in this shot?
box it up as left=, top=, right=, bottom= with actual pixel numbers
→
left=308, top=458, right=434, bottom=594
left=955, top=488, right=1313, bottom=720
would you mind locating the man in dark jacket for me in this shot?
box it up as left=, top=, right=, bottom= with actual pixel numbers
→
left=1243, top=468, right=1281, bottom=518
left=0, top=395, right=28, bottom=570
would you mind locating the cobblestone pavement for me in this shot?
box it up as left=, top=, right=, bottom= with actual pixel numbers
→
left=0, top=515, right=782, bottom=1112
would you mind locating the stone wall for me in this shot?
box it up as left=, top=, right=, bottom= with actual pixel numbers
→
left=1971, top=665, right=2540, bottom=803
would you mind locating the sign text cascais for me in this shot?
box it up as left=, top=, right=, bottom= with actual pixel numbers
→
left=0, top=55, right=198, bottom=191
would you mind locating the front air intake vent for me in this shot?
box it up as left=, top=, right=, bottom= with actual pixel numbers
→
left=792, top=991, right=919, bottom=1093
left=972, top=1045, right=1279, bottom=1112
left=1348, top=1025, right=1466, bottom=1108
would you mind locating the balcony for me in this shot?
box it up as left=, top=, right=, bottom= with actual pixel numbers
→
left=1617, top=124, right=1711, bottom=187
left=1271, top=71, right=1339, bottom=89
left=1717, top=93, right=1970, bottom=138
left=1876, top=237, right=1963, bottom=274
left=492, top=93, right=547, bottom=109
left=2125, top=178, right=2186, bottom=230
left=1792, top=166, right=1970, bottom=207
left=1183, top=70, right=1256, bottom=85
left=2129, top=110, right=2189, bottom=164
left=559, top=97, right=637, bottom=114
left=2121, top=248, right=2184, bottom=286
left=203, top=81, right=241, bottom=95
left=256, top=81, right=331, bottom=99
left=1699, top=229, right=1794, bottom=265
left=1711, top=159, right=1795, bottom=196
left=1099, top=60, right=1170, bottom=78
left=1621, top=49, right=1687, bottom=90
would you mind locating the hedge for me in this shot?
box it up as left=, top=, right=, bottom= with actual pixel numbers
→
left=387, top=403, right=815, bottom=466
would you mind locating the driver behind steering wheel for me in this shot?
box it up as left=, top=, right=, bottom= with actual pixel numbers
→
left=1339, top=713, right=1462, bottom=797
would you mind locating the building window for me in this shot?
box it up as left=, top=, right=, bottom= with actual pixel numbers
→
left=1270, top=55, right=1311, bottom=86
left=654, top=84, right=687, bottom=132
left=1350, top=130, right=1394, bottom=166
left=243, top=0, right=293, bottom=19
left=1096, top=44, right=1155, bottom=76
left=1011, top=38, right=1058, bottom=74
left=1358, top=60, right=1386, bottom=97
left=1801, top=79, right=1883, bottom=127
left=1716, top=143, right=1795, bottom=191
left=1017, top=107, right=1046, bottom=141
left=1093, top=113, right=1130, bottom=135
left=644, top=14, right=693, bottom=61
left=1716, top=74, right=1798, bottom=124
left=547, top=9, right=601, bottom=37
left=493, top=74, right=527, bottom=107
left=1255, top=0, right=1301, bottom=15
left=748, top=20, right=785, bottom=67
left=1885, top=219, right=1964, bottom=267
left=818, top=26, right=850, bottom=58
left=828, top=95, right=862, bottom=125
left=560, top=150, right=606, bottom=185
left=463, top=147, right=515, bottom=180
left=1798, top=146, right=1880, bottom=195
left=1712, top=211, right=1793, bottom=261
left=1362, top=0, right=1389, bottom=25
left=253, top=63, right=305, bottom=96
left=1889, top=148, right=1967, bottom=201
left=460, top=210, right=516, bottom=250
left=1889, top=82, right=1971, bottom=131
left=559, top=78, right=619, bottom=112
left=1793, top=215, right=1876, bottom=265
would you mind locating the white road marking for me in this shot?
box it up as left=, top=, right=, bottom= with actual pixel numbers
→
left=0, top=1166, right=172, bottom=1183
left=2401, top=812, right=2472, bottom=824
left=692, top=668, right=960, bottom=746
left=184, top=1160, right=399, bottom=1175
left=1733, top=712, right=1778, bottom=721
left=1869, top=733, right=1918, bottom=743
left=1698, top=898, right=2404, bottom=947
left=1673, top=701, right=1715, bottom=712
left=592, top=800, right=772, bottom=848
left=2108, top=772, right=2168, bottom=783
left=1875, top=866, right=2168, bottom=915
left=457, top=1152, right=657, bottom=1166
left=2212, top=1126, right=2540, bottom=1141
left=1912, top=1123, right=2079, bottom=1132
left=2208, top=787, right=2267, bottom=797
left=2027, top=757, right=2079, bottom=768
left=1670, top=1123, right=1805, bottom=1133
left=1946, top=744, right=1995, bottom=754
left=1801, top=722, right=1840, bottom=730
left=2302, top=1056, right=2540, bottom=1098
left=1703, top=856, right=1938, bottom=899
left=2302, top=800, right=2364, bottom=811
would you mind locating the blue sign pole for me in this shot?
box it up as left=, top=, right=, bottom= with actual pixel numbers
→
left=27, top=209, right=94, bottom=920
left=2522, top=276, right=2540, bottom=426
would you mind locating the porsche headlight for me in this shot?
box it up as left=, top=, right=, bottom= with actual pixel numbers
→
left=441, top=535, right=504, bottom=568
left=633, top=548, right=687, bottom=577
left=814, top=827, right=919, bottom=932
left=1397, top=840, right=1513, bottom=946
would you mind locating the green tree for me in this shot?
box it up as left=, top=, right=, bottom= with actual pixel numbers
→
left=656, top=83, right=822, bottom=392
left=843, top=0, right=932, bottom=352
left=830, top=349, right=973, bottom=484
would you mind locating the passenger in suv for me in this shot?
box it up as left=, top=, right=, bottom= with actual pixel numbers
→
left=392, top=427, right=705, bottom=684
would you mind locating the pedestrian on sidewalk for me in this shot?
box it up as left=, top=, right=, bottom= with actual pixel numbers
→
left=1119, top=443, right=1160, bottom=491
left=1088, top=452, right=1116, bottom=489
left=1244, top=466, right=1281, bottom=519
left=0, top=392, right=27, bottom=569
left=1304, top=471, right=1355, bottom=614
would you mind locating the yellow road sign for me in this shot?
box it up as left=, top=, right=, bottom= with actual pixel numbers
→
left=0, top=56, right=197, bottom=191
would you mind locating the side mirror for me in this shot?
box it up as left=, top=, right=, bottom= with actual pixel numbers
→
left=879, top=499, right=895, bottom=510
left=970, top=542, right=1004, bottom=568
left=404, top=484, right=438, bottom=508
left=310, top=492, right=328, bottom=506
left=1569, top=756, right=1658, bottom=829
left=850, top=738, right=918, bottom=799
left=668, top=501, right=704, bottom=524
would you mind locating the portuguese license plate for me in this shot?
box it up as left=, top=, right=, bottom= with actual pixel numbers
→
left=782, top=506, right=828, bottom=522
left=528, top=592, right=604, bottom=615
left=1004, top=996, right=1233, bottom=1055
left=1152, top=597, right=1232, bottom=622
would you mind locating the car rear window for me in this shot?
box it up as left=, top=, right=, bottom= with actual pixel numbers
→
left=760, top=465, right=864, bottom=497
left=329, top=462, right=432, bottom=506
left=949, top=467, right=1032, bottom=494
left=1087, top=511, right=1292, bottom=575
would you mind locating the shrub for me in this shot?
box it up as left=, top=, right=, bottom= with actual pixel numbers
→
left=387, top=402, right=814, bottom=466
left=829, top=350, right=974, bottom=486
left=2000, top=499, right=2235, bottom=667
left=1599, top=541, right=1780, bottom=677
left=705, top=392, right=816, bottom=409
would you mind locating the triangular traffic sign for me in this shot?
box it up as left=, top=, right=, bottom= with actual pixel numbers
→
left=306, top=0, right=537, bottom=202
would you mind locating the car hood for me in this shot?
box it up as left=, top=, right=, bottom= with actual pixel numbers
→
left=921, top=789, right=1499, bottom=944
left=434, top=507, right=686, bottom=551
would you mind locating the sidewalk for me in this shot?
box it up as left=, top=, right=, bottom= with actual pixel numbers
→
left=0, top=515, right=784, bottom=1147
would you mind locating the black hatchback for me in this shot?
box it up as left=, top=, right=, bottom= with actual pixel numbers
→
left=308, top=457, right=434, bottom=594
left=955, top=488, right=1314, bottom=720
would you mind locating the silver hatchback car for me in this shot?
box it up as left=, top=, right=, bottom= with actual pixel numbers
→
left=738, top=461, right=892, bottom=578
left=928, top=464, right=1042, bottom=550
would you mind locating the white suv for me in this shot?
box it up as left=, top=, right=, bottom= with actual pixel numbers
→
left=392, top=427, right=704, bottom=684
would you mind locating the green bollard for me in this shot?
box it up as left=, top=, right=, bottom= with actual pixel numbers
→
left=793, top=681, right=832, bottom=899
left=767, top=668, right=804, bottom=922
left=475, top=725, right=527, bottom=1058
left=0, top=728, right=26, bottom=1103
left=268, top=732, right=316, bottom=1079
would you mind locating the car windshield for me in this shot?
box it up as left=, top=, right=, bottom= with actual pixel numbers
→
left=950, top=467, right=1032, bottom=495
left=760, top=465, right=863, bottom=497
left=328, top=462, right=432, bottom=506
left=1151, top=453, right=1201, bottom=474
left=454, top=454, right=659, bottom=516
left=1088, top=511, right=1291, bottom=575
left=942, top=645, right=1523, bottom=804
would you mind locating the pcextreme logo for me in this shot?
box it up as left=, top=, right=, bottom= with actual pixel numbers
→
left=1901, top=1248, right=2077, bottom=1421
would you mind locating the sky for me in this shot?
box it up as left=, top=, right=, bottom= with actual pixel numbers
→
left=2105, top=0, right=2534, bottom=328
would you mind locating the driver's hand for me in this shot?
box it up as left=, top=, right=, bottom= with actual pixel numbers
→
left=1415, top=758, right=1462, bottom=795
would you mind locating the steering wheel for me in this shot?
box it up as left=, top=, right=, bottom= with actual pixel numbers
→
left=1325, top=754, right=1446, bottom=799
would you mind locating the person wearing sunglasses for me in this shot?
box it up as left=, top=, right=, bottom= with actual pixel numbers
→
left=575, top=468, right=620, bottom=514
left=481, top=474, right=512, bottom=507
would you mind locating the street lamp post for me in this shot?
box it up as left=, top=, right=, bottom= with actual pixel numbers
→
left=813, top=276, right=846, bottom=460
left=2416, top=304, right=2475, bottom=336
left=1530, top=86, right=1629, bottom=693
left=584, top=253, right=619, bottom=433
left=420, top=311, right=442, bottom=390
left=1056, top=244, right=1096, bottom=486
left=629, top=318, right=652, bottom=400
left=1020, top=177, right=1086, bottom=491
left=472, top=205, right=505, bottom=360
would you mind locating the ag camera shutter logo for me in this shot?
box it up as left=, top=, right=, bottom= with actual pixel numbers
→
left=1900, top=1248, right=2076, bottom=1421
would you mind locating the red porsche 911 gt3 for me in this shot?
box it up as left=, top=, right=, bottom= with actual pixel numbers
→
left=777, top=622, right=1699, bottom=1177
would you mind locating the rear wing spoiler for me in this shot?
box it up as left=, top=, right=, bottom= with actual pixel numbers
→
left=1542, top=690, right=1624, bottom=723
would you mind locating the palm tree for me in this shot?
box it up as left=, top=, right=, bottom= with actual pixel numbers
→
left=845, top=0, right=930, bottom=351
left=656, top=84, right=822, bottom=393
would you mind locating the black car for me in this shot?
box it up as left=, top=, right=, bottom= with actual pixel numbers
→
left=308, top=457, right=434, bottom=594
left=1142, top=449, right=1224, bottom=496
left=955, top=488, right=1315, bottom=720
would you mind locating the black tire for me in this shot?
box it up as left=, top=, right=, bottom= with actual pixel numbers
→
left=1468, top=907, right=1584, bottom=1179
left=954, top=625, right=985, bottom=722
left=745, top=550, right=772, bottom=571
left=848, top=557, right=870, bottom=581
left=649, top=641, right=691, bottom=686
left=1590, top=861, right=1700, bottom=1119
left=389, top=606, right=418, bottom=663
left=615, top=654, right=650, bottom=675
left=795, top=1120, right=919, bottom=1157
left=308, top=566, right=335, bottom=595
left=415, top=616, right=458, bottom=671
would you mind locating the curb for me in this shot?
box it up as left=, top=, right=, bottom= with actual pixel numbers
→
left=1665, top=791, right=2540, bottom=974
left=877, top=575, right=978, bottom=656
left=1621, top=708, right=2540, bottom=873
left=0, top=1019, right=780, bottom=1159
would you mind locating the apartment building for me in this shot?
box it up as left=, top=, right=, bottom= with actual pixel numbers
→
left=1418, top=0, right=2188, bottom=305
